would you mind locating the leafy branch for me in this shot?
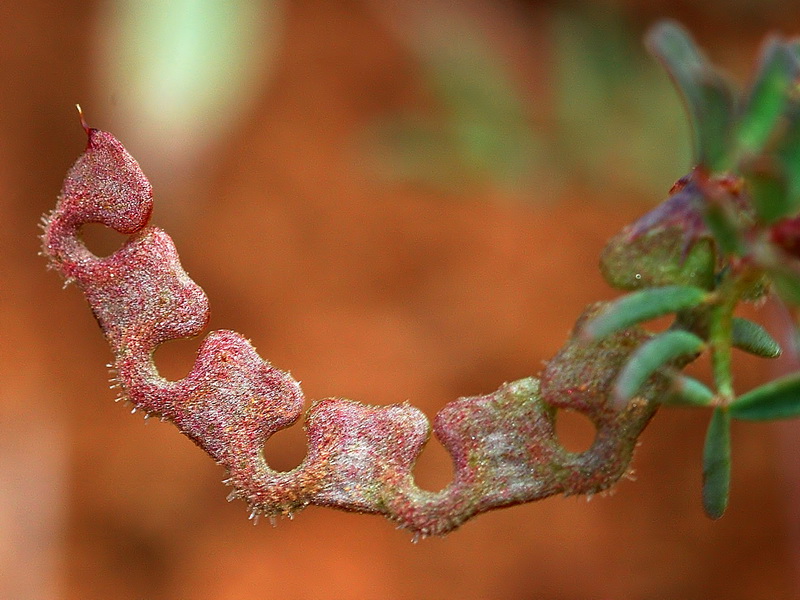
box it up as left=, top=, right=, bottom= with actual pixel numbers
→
left=597, top=20, right=800, bottom=518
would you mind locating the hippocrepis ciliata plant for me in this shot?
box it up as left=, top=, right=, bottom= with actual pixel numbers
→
left=42, top=20, right=800, bottom=536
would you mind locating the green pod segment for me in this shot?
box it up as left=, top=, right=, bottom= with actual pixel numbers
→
left=600, top=179, right=717, bottom=292
left=600, top=225, right=716, bottom=292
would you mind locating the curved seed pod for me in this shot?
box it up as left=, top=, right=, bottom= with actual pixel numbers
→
left=42, top=125, right=673, bottom=536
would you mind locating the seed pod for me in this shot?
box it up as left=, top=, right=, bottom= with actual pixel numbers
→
left=600, top=177, right=717, bottom=291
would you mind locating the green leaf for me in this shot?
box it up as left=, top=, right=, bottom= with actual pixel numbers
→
left=663, top=374, right=715, bottom=407
left=646, top=20, right=735, bottom=171
left=614, top=330, right=706, bottom=403
left=776, top=112, right=800, bottom=215
left=736, top=39, right=795, bottom=157
left=702, top=408, right=731, bottom=520
left=582, top=285, right=709, bottom=341
left=730, top=372, right=800, bottom=420
left=731, top=317, right=782, bottom=358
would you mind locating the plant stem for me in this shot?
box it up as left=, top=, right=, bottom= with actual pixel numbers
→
left=708, top=271, right=740, bottom=403
left=708, top=263, right=761, bottom=404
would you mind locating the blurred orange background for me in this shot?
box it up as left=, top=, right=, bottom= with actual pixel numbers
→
left=4, top=1, right=800, bottom=598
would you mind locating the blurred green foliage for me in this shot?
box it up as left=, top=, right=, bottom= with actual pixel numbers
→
left=369, top=5, right=692, bottom=202
left=365, top=12, right=549, bottom=196
left=588, top=20, right=800, bottom=518
left=552, top=7, right=691, bottom=198
left=100, top=0, right=283, bottom=166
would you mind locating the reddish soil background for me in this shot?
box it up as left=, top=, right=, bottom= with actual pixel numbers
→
left=3, top=1, right=800, bottom=599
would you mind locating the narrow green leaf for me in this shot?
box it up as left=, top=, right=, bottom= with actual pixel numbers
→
left=730, top=372, right=800, bottom=420
left=582, top=285, right=708, bottom=341
left=646, top=20, right=735, bottom=170
left=702, top=408, right=731, bottom=520
left=736, top=39, right=794, bottom=156
left=615, top=330, right=706, bottom=403
left=731, top=317, right=782, bottom=358
left=663, top=374, right=715, bottom=407
left=777, top=111, right=800, bottom=215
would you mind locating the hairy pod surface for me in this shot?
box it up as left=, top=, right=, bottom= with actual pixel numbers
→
left=43, top=127, right=667, bottom=536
